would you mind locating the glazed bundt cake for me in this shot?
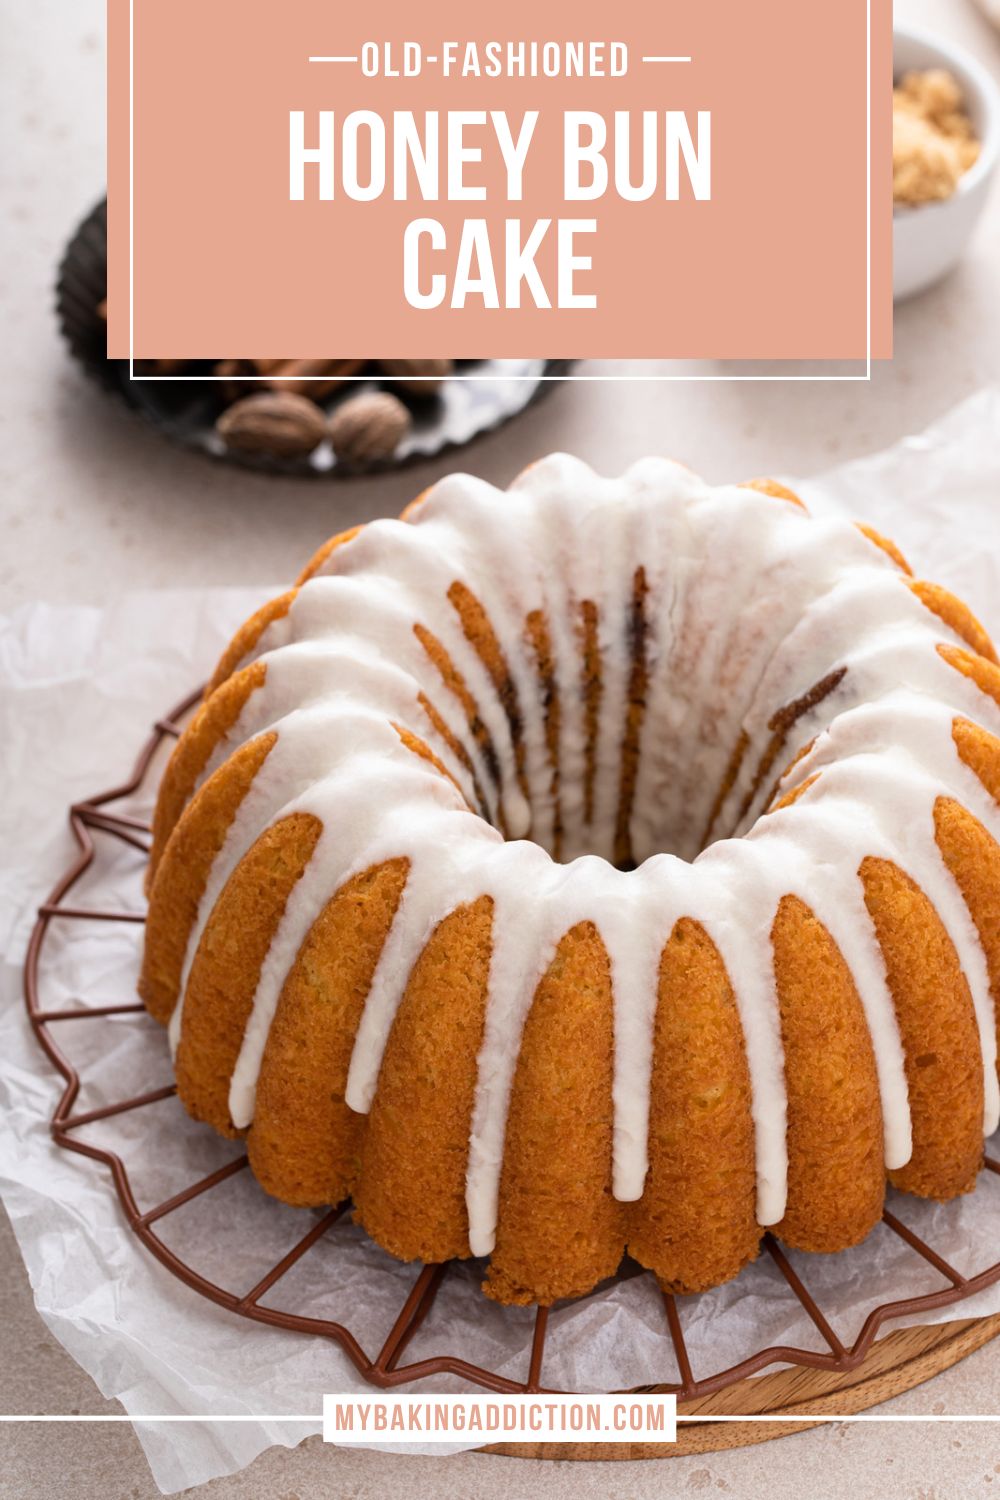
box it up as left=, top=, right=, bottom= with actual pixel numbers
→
left=140, top=456, right=1000, bottom=1307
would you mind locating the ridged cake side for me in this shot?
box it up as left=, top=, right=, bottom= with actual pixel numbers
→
left=140, top=456, right=1000, bottom=1305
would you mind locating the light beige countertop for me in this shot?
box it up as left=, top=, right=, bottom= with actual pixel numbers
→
left=3, top=0, right=1000, bottom=1494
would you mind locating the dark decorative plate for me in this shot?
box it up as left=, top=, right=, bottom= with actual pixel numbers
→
left=56, top=199, right=573, bottom=477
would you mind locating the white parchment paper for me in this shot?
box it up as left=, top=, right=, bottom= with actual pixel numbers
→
left=3, top=388, right=1000, bottom=1492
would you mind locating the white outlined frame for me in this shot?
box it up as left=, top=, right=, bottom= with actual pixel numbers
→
left=10, top=0, right=999, bottom=1439
left=68, top=0, right=985, bottom=1441
left=7, top=1412, right=1000, bottom=1426
left=19, top=0, right=962, bottom=1439
left=127, top=0, right=875, bottom=384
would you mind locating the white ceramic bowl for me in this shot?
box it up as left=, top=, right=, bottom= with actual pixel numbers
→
left=893, top=24, right=999, bottom=301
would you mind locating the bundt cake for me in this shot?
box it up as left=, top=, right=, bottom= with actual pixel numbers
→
left=140, top=455, right=1000, bottom=1307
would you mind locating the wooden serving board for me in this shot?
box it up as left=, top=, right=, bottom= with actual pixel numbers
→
left=484, top=1313, right=1000, bottom=1461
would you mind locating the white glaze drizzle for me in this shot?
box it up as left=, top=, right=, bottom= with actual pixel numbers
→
left=162, top=456, right=1000, bottom=1254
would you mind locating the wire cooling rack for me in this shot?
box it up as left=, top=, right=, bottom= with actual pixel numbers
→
left=21, top=689, right=1000, bottom=1401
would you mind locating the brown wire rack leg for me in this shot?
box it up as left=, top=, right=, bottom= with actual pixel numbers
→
left=33, top=1002, right=146, bottom=1022
left=38, top=904, right=146, bottom=923
left=238, top=1205, right=350, bottom=1311
left=58, top=1084, right=177, bottom=1134
left=662, top=1293, right=696, bottom=1398
left=525, top=1306, right=549, bottom=1393
left=881, top=1210, right=967, bottom=1287
left=765, top=1237, right=847, bottom=1358
left=374, top=1264, right=449, bottom=1377
left=135, top=1156, right=251, bottom=1230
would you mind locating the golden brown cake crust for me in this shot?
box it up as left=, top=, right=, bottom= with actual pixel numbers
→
left=861, top=857, right=984, bottom=1199
left=628, top=918, right=759, bottom=1294
left=485, top=921, right=624, bottom=1305
left=141, top=732, right=277, bottom=1025
left=354, top=896, right=493, bottom=1263
left=953, top=715, right=1000, bottom=804
left=939, top=642, right=1000, bottom=711
left=175, top=813, right=323, bottom=1135
left=935, top=796, right=1000, bottom=1097
left=855, top=523, right=912, bottom=575
left=912, top=580, right=998, bottom=664
left=413, top=620, right=506, bottom=829
left=771, top=895, right=884, bottom=1253
left=248, top=859, right=409, bottom=1207
left=524, top=608, right=563, bottom=862
left=148, top=660, right=268, bottom=887
left=294, top=524, right=363, bottom=585
left=614, top=567, right=650, bottom=869
left=206, top=589, right=297, bottom=697
left=740, top=478, right=805, bottom=509
left=448, top=580, right=530, bottom=810
left=578, top=598, right=602, bottom=828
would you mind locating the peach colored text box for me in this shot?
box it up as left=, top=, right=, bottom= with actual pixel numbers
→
left=107, top=0, right=891, bottom=360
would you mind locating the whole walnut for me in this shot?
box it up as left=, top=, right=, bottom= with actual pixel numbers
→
left=329, top=391, right=412, bottom=466
left=377, top=358, right=454, bottom=394
left=216, top=392, right=327, bottom=457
